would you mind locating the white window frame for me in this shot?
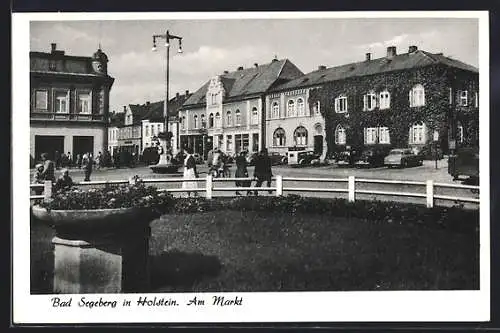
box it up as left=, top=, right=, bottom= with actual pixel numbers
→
left=272, top=102, right=280, bottom=119
left=457, top=123, right=464, bottom=143
left=409, top=84, right=425, bottom=107
left=335, top=95, right=348, bottom=113
left=335, top=125, right=346, bottom=145
left=77, top=91, right=92, bottom=114
left=287, top=99, right=296, bottom=117
left=145, top=125, right=150, bottom=137
left=201, top=114, right=206, bottom=128
left=235, top=109, right=241, bottom=126
left=209, top=113, right=214, bottom=128
left=54, top=90, right=70, bottom=113
left=34, top=89, right=48, bottom=110
left=215, top=112, right=221, bottom=128
left=379, top=90, right=391, bottom=110
left=273, top=128, right=286, bottom=147
left=194, top=115, right=199, bottom=129
left=459, top=90, right=468, bottom=106
left=181, top=116, right=185, bottom=130
left=378, top=127, right=390, bottom=144
left=409, top=122, right=427, bottom=144
left=157, top=124, right=161, bottom=134
left=226, top=111, right=232, bottom=127
left=251, top=107, right=259, bottom=125
left=294, top=126, right=308, bottom=146
left=297, top=98, right=305, bottom=116
left=363, top=91, right=377, bottom=111
left=364, top=127, right=378, bottom=144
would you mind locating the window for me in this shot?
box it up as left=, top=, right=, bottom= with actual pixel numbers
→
left=235, top=109, right=241, bottom=126
left=78, top=92, right=91, bottom=114
left=272, top=102, right=279, bottom=119
left=335, top=94, right=348, bottom=113
left=364, top=127, right=378, bottom=144
left=294, top=126, right=308, bottom=146
left=210, top=93, right=217, bottom=105
left=226, top=111, right=232, bottom=126
left=457, top=122, right=464, bottom=143
left=194, top=115, right=199, bottom=129
left=273, top=128, right=286, bottom=147
left=215, top=112, right=221, bottom=128
left=181, top=116, right=185, bottom=130
left=313, top=101, right=321, bottom=115
left=287, top=99, right=296, bottom=117
left=335, top=125, right=346, bottom=145
left=363, top=91, right=377, bottom=111
left=297, top=98, right=305, bottom=116
left=379, top=90, right=391, bottom=109
left=251, top=107, right=258, bottom=124
left=378, top=127, right=390, bottom=144
left=449, top=88, right=453, bottom=105
left=226, top=135, right=233, bottom=151
left=409, top=84, right=425, bottom=107
left=409, top=122, right=427, bottom=144
left=157, top=124, right=161, bottom=134
left=209, top=113, right=214, bottom=128
left=475, top=92, right=479, bottom=107
left=54, top=91, right=69, bottom=113
left=34, top=90, right=48, bottom=110
left=145, top=125, right=150, bottom=137
left=201, top=114, right=206, bottom=128
left=459, top=90, right=468, bottom=106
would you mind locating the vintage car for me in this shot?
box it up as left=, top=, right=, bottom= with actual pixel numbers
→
left=354, top=148, right=388, bottom=168
left=448, top=146, right=479, bottom=184
left=335, top=150, right=359, bottom=167
left=269, top=152, right=288, bottom=165
left=141, top=147, right=160, bottom=166
left=384, top=148, right=423, bottom=168
left=296, top=151, right=321, bottom=166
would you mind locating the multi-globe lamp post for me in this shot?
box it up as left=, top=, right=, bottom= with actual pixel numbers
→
left=151, top=30, right=183, bottom=164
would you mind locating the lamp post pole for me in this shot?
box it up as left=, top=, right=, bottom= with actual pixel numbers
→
left=152, top=30, right=183, bottom=152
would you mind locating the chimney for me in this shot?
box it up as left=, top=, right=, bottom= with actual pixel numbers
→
left=51, top=43, right=57, bottom=53
left=176, top=92, right=180, bottom=99
left=408, top=45, right=418, bottom=53
left=365, top=53, right=371, bottom=61
left=254, top=63, right=258, bottom=68
left=237, top=66, right=244, bottom=71
left=185, top=90, right=189, bottom=96
left=223, top=70, right=229, bottom=74
left=318, top=65, right=326, bottom=70
left=386, top=46, right=397, bottom=58
left=146, top=101, right=150, bottom=106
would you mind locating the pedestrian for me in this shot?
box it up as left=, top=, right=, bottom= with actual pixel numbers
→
left=235, top=151, right=252, bottom=196
left=54, top=168, right=74, bottom=192
left=67, top=152, right=72, bottom=168
left=32, top=163, right=45, bottom=195
left=95, top=151, right=102, bottom=170
left=82, top=152, right=93, bottom=181
left=181, top=146, right=198, bottom=197
left=253, top=148, right=273, bottom=196
left=54, top=150, right=61, bottom=169
left=39, top=152, right=56, bottom=183
left=76, top=154, right=82, bottom=169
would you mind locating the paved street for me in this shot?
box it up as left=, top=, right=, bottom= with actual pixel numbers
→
left=36, top=158, right=479, bottom=208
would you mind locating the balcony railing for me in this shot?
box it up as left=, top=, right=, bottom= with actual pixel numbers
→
left=30, top=112, right=105, bottom=122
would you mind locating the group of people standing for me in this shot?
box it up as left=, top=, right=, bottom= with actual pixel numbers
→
left=181, top=147, right=273, bottom=197
left=32, top=152, right=75, bottom=195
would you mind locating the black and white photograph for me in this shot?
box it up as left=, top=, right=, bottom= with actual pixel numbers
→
left=12, top=11, right=489, bottom=324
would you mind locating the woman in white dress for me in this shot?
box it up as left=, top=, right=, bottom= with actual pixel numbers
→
left=182, top=147, right=198, bottom=197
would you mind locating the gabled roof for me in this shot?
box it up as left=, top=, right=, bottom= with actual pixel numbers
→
left=141, top=93, right=192, bottom=122
left=108, top=112, right=125, bottom=127
left=128, top=104, right=145, bottom=124
left=182, top=58, right=304, bottom=108
left=271, top=49, right=478, bottom=92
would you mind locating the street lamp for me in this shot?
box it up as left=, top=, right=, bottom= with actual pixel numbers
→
left=152, top=30, right=183, bottom=154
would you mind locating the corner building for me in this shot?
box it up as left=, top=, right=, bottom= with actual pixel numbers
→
left=30, top=43, right=114, bottom=161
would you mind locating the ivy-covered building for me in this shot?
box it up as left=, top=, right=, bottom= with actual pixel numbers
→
left=270, top=45, right=479, bottom=159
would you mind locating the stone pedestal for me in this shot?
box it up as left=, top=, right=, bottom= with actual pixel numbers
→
left=52, top=226, right=151, bottom=294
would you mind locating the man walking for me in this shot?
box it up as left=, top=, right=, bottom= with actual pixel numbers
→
left=253, top=148, right=273, bottom=195
left=82, top=152, right=93, bottom=181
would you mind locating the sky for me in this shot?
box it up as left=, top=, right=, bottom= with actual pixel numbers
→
left=30, top=16, right=479, bottom=114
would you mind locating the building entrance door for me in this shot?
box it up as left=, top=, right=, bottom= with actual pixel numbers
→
left=73, top=136, right=94, bottom=158
left=314, top=135, right=323, bottom=154
left=35, top=135, right=64, bottom=162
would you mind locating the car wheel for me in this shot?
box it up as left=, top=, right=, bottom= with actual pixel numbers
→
left=402, top=160, right=407, bottom=168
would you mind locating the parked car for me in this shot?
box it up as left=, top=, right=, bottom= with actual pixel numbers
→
left=269, top=152, right=288, bottom=165
left=335, top=150, right=359, bottom=167
left=354, top=148, right=387, bottom=168
left=384, top=148, right=423, bottom=168
left=417, top=145, right=444, bottom=160
left=297, top=151, right=321, bottom=166
left=141, top=147, right=160, bottom=166
left=192, top=153, right=204, bottom=164
left=448, top=146, right=479, bottom=184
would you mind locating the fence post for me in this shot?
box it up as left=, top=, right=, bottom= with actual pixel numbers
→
left=348, top=176, right=355, bottom=202
left=275, top=175, right=283, bottom=196
left=206, top=175, right=213, bottom=199
left=43, top=181, right=52, bottom=201
left=426, top=180, right=434, bottom=208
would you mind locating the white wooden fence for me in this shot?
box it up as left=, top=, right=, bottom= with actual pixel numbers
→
left=30, top=175, right=480, bottom=208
